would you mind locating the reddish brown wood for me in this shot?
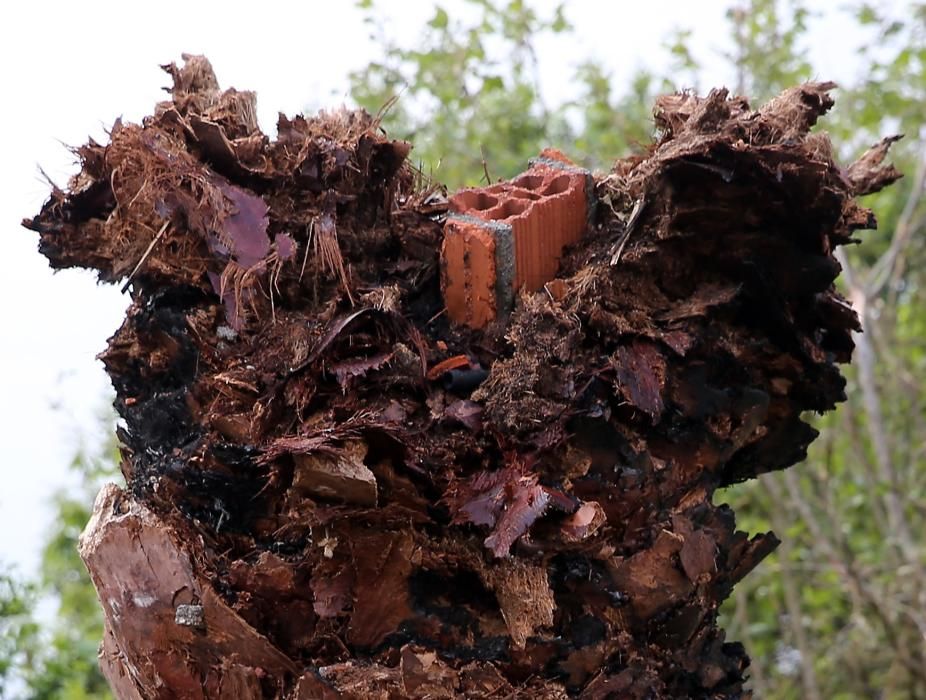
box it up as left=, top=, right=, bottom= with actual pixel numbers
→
left=24, top=56, right=900, bottom=699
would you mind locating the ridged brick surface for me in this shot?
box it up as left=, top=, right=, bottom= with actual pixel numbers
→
left=441, top=218, right=497, bottom=329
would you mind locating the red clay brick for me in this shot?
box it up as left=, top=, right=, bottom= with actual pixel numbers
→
left=442, top=153, right=592, bottom=328
left=440, top=218, right=498, bottom=329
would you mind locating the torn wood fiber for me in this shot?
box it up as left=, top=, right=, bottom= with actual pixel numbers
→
left=23, top=55, right=900, bottom=699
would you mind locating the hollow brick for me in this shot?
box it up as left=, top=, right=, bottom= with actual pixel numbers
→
left=442, top=153, right=593, bottom=328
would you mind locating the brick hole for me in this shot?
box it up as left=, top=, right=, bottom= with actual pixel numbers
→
left=510, top=187, right=542, bottom=201
left=510, top=173, right=545, bottom=191
left=488, top=198, right=532, bottom=221
left=542, top=174, right=572, bottom=196
left=454, top=190, right=499, bottom=212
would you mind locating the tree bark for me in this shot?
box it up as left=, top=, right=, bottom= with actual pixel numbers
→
left=24, top=56, right=900, bottom=698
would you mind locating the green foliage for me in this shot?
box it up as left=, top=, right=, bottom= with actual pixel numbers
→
left=0, top=572, right=38, bottom=698
left=725, top=0, right=813, bottom=101
left=566, top=64, right=657, bottom=167
left=1, top=429, right=119, bottom=699
left=349, top=0, right=673, bottom=184
left=350, top=0, right=572, bottom=188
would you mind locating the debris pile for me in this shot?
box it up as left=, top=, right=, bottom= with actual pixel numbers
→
left=24, top=56, right=899, bottom=699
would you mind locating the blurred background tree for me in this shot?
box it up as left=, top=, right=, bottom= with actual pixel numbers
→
left=2, top=1, right=923, bottom=697
left=1, top=430, right=118, bottom=699
left=710, top=3, right=926, bottom=699
left=0, top=572, right=37, bottom=698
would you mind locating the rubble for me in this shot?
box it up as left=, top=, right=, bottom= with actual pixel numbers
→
left=24, top=56, right=900, bottom=698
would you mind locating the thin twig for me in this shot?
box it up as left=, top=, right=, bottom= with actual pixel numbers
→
left=300, top=218, right=315, bottom=282
left=609, top=197, right=646, bottom=265
left=766, top=482, right=822, bottom=700
left=121, top=220, right=170, bottom=293
left=867, top=148, right=926, bottom=297
left=426, top=308, right=447, bottom=325
left=372, top=87, right=407, bottom=131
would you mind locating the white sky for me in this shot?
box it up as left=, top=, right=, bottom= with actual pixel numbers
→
left=0, top=0, right=887, bottom=578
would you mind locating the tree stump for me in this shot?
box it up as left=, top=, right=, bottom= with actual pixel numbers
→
left=25, top=55, right=900, bottom=698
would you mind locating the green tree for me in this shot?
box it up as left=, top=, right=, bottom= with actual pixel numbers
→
left=725, top=0, right=812, bottom=100
left=350, top=0, right=574, bottom=187
left=349, top=0, right=680, bottom=184
left=566, top=64, right=657, bottom=168
left=0, top=571, right=38, bottom=698
left=1, top=429, right=118, bottom=699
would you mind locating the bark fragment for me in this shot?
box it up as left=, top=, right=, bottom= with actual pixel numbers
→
left=292, top=440, right=377, bottom=507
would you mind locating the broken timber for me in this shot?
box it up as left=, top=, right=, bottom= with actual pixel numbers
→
left=23, top=55, right=901, bottom=698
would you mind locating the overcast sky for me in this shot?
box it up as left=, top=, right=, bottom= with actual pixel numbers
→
left=0, top=0, right=887, bottom=578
